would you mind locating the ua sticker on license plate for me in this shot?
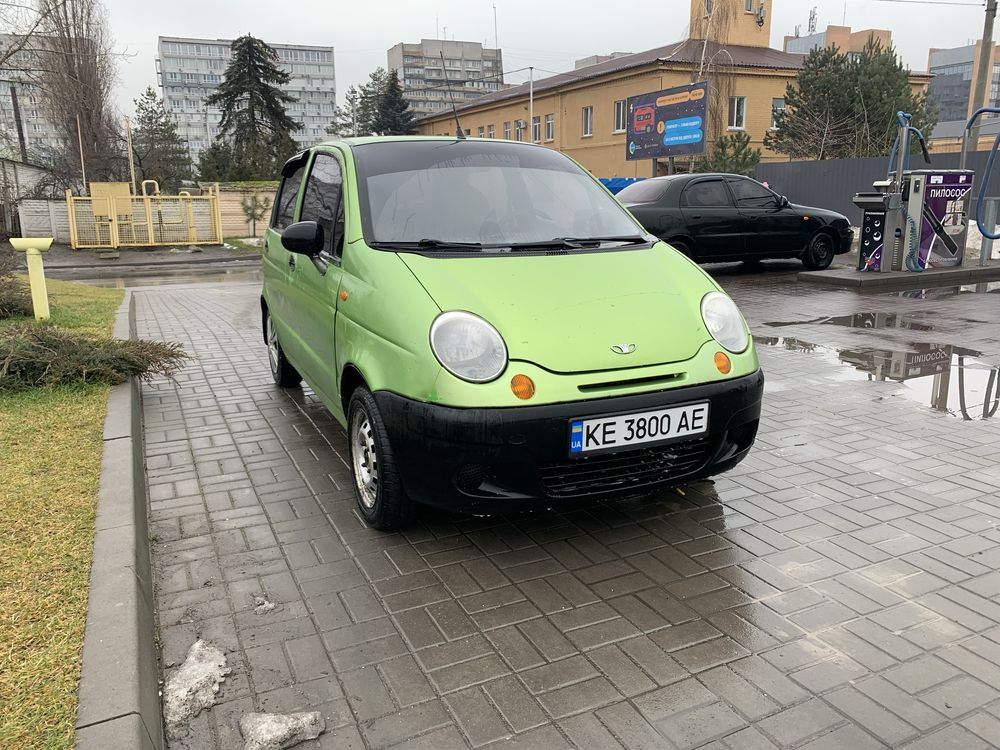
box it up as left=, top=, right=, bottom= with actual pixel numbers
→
left=569, top=402, right=709, bottom=455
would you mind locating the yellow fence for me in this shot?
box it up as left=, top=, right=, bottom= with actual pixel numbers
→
left=66, top=182, right=223, bottom=249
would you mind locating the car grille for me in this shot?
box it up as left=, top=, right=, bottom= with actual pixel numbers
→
left=538, top=436, right=712, bottom=499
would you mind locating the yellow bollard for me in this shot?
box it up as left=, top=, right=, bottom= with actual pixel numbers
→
left=9, top=237, right=54, bottom=321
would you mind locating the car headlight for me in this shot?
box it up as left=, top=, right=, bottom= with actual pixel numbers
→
left=701, top=292, right=749, bottom=354
left=430, top=311, right=508, bottom=383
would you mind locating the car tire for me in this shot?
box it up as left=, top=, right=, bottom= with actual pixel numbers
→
left=266, top=311, right=302, bottom=387
left=348, top=386, right=412, bottom=531
left=668, top=239, right=694, bottom=259
left=802, top=232, right=835, bottom=271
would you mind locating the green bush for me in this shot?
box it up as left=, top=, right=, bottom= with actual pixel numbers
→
left=0, top=251, right=32, bottom=319
left=0, top=324, right=188, bottom=390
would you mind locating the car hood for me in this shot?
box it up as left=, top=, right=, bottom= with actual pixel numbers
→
left=399, top=244, right=714, bottom=373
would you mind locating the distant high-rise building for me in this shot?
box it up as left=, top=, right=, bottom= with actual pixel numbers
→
left=156, top=36, right=336, bottom=162
left=575, top=53, right=633, bottom=70
left=0, top=34, right=63, bottom=159
left=783, top=25, right=892, bottom=60
left=387, top=39, right=502, bottom=116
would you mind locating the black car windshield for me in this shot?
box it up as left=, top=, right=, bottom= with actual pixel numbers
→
left=352, top=140, right=644, bottom=249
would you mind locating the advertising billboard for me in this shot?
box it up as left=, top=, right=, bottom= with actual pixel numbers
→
left=625, top=81, right=709, bottom=161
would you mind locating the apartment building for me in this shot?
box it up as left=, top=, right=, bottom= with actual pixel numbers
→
left=156, top=36, right=336, bottom=160
left=0, top=34, right=64, bottom=159
left=783, top=25, right=892, bottom=58
left=387, top=39, right=502, bottom=115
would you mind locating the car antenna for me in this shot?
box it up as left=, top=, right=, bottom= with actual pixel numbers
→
left=439, top=51, right=466, bottom=140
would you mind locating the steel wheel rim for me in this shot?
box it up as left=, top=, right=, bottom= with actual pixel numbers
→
left=813, top=236, right=833, bottom=263
left=351, top=409, right=379, bottom=509
left=266, top=317, right=279, bottom=375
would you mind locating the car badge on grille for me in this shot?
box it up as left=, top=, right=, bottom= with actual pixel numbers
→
left=611, top=343, right=637, bottom=355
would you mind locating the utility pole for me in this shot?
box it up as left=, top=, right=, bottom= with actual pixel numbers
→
left=528, top=67, right=534, bottom=142
left=970, top=0, right=998, bottom=153
left=7, top=83, right=28, bottom=163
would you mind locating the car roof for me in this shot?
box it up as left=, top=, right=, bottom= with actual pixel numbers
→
left=314, top=135, right=554, bottom=149
left=645, top=173, right=755, bottom=182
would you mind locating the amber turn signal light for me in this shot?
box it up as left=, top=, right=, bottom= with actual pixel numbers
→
left=511, top=374, right=535, bottom=400
left=714, top=351, right=732, bottom=374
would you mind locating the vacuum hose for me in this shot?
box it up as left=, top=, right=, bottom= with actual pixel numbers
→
left=964, top=107, right=1000, bottom=241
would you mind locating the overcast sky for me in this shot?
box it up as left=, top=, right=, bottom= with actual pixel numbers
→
left=106, top=0, right=986, bottom=116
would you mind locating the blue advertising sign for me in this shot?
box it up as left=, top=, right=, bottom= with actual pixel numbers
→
left=625, top=81, right=709, bottom=161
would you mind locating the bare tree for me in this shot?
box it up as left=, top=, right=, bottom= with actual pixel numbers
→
left=32, top=0, right=124, bottom=185
left=0, top=0, right=67, bottom=70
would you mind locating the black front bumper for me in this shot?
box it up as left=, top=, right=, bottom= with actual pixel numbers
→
left=835, top=226, right=855, bottom=255
left=374, top=369, right=764, bottom=514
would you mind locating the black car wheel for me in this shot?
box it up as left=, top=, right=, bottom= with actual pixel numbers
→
left=348, top=386, right=412, bottom=531
left=266, top=312, right=302, bottom=387
left=667, top=239, right=694, bottom=259
left=802, top=232, right=835, bottom=271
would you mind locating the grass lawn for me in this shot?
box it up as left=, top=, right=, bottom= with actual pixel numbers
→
left=224, top=236, right=264, bottom=253
left=0, top=277, right=124, bottom=749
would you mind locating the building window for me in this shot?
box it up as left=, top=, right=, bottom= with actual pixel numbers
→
left=545, top=113, right=554, bottom=141
left=770, top=98, right=785, bottom=129
left=478, top=126, right=485, bottom=138
left=515, top=119, right=524, bottom=141
left=613, top=100, right=627, bottom=133
left=488, top=124, right=495, bottom=138
left=582, top=106, right=593, bottom=137
left=728, top=96, right=746, bottom=129
left=531, top=115, right=541, bottom=142
left=704, top=0, right=713, bottom=15
left=744, top=0, right=753, bottom=11
left=503, top=121, right=511, bottom=139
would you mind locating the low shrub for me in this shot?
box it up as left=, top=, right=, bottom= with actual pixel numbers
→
left=0, top=250, right=32, bottom=319
left=0, top=324, right=188, bottom=390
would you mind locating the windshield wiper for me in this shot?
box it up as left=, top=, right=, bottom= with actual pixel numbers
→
left=372, top=238, right=483, bottom=251
left=504, top=235, right=649, bottom=251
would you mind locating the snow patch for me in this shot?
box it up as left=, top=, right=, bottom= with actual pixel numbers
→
left=252, top=594, right=276, bottom=615
left=240, top=711, right=325, bottom=750
left=163, top=640, right=231, bottom=737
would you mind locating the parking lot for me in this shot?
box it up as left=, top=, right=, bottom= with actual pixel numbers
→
left=141, top=266, right=1000, bottom=749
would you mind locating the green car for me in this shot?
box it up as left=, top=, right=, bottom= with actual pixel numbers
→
left=262, top=136, right=763, bottom=530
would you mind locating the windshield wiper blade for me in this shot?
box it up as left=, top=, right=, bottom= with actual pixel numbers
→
left=504, top=235, right=649, bottom=251
left=373, top=238, right=483, bottom=251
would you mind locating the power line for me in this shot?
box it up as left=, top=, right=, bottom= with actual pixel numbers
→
left=872, top=0, right=981, bottom=5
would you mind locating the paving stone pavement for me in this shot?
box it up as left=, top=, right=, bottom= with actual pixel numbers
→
left=138, top=270, right=1000, bottom=750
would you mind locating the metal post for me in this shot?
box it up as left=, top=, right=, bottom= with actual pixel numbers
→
left=529, top=67, right=534, bottom=142
left=980, top=197, right=998, bottom=265
left=124, top=115, right=137, bottom=195
left=76, top=113, right=87, bottom=195
left=970, top=0, right=998, bottom=152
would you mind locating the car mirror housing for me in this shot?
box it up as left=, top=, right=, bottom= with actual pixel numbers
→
left=779, top=195, right=789, bottom=208
left=281, top=221, right=324, bottom=256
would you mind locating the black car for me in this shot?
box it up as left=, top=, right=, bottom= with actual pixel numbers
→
left=616, top=173, right=853, bottom=270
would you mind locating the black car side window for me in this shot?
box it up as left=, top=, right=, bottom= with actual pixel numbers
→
left=273, top=162, right=308, bottom=230
left=729, top=178, right=777, bottom=207
left=682, top=180, right=732, bottom=208
left=299, top=153, right=345, bottom=259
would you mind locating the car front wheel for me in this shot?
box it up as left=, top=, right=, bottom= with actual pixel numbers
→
left=266, top=312, right=302, bottom=387
left=348, top=386, right=411, bottom=530
left=802, top=232, right=835, bottom=271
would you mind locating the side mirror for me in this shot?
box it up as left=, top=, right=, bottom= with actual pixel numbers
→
left=281, top=221, right=324, bottom=256
left=779, top=195, right=789, bottom=208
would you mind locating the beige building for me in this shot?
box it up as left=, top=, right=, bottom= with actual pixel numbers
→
left=783, top=25, right=892, bottom=57
left=387, top=39, right=503, bottom=116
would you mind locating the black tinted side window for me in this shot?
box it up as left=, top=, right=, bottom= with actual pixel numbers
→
left=273, top=162, right=307, bottom=230
left=299, top=153, right=344, bottom=258
left=682, top=180, right=732, bottom=208
left=729, top=178, right=776, bottom=207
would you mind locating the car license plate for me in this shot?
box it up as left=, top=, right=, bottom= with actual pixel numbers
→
left=569, top=402, right=709, bottom=455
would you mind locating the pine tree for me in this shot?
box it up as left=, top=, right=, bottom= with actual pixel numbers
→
left=326, top=85, right=366, bottom=136
left=358, top=68, right=389, bottom=135
left=205, top=34, right=302, bottom=177
left=372, top=69, right=416, bottom=136
left=197, top=141, right=233, bottom=182
left=765, top=39, right=937, bottom=160
left=697, top=131, right=761, bottom=176
left=131, top=86, right=191, bottom=192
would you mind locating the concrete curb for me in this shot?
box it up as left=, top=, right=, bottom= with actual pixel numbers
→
left=75, top=292, right=163, bottom=750
left=798, top=261, right=1000, bottom=290
left=45, top=253, right=262, bottom=271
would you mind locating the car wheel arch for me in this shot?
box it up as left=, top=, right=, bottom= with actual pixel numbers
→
left=260, top=296, right=269, bottom=344
left=801, top=226, right=837, bottom=255
left=340, top=363, right=368, bottom=417
left=665, top=235, right=696, bottom=258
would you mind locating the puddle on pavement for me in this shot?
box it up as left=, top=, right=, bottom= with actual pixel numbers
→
left=74, top=269, right=263, bottom=288
left=765, top=312, right=934, bottom=331
left=754, top=335, right=1000, bottom=421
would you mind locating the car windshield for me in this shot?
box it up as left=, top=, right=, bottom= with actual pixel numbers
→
left=616, top=179, right=672, bottom=204
left=352, top=139, right=644, bottom=249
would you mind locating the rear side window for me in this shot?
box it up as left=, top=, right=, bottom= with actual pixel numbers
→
left=729, top=178, right=776, bottom=207
left=299, top=153, right=345, bottom=257
left=273, top=162, right=307, bottom=230
left=616, top=179, right=670, bottom=204
left=682, top=180, right=732, bottom=208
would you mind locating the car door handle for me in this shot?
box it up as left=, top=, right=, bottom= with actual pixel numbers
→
left=691, top=214, right=702, bottom=219
left=288, top=254, right=296, bottom=271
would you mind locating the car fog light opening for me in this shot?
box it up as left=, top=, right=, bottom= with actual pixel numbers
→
left=701, top=292, right=749, bottom=354
left=511, top=374, right=535, bottom=400
left=714, top=351, right=732, bottom=374
left=430, top=311, right=508, bottom=383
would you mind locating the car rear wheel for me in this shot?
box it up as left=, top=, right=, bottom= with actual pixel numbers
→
left=266, top=312, right=302, bottom=387
left=348, top=386, right=411, bottom=530
left=802, top=232, right=835, bottom=271
left=667, top=239, right=694, bottom=259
